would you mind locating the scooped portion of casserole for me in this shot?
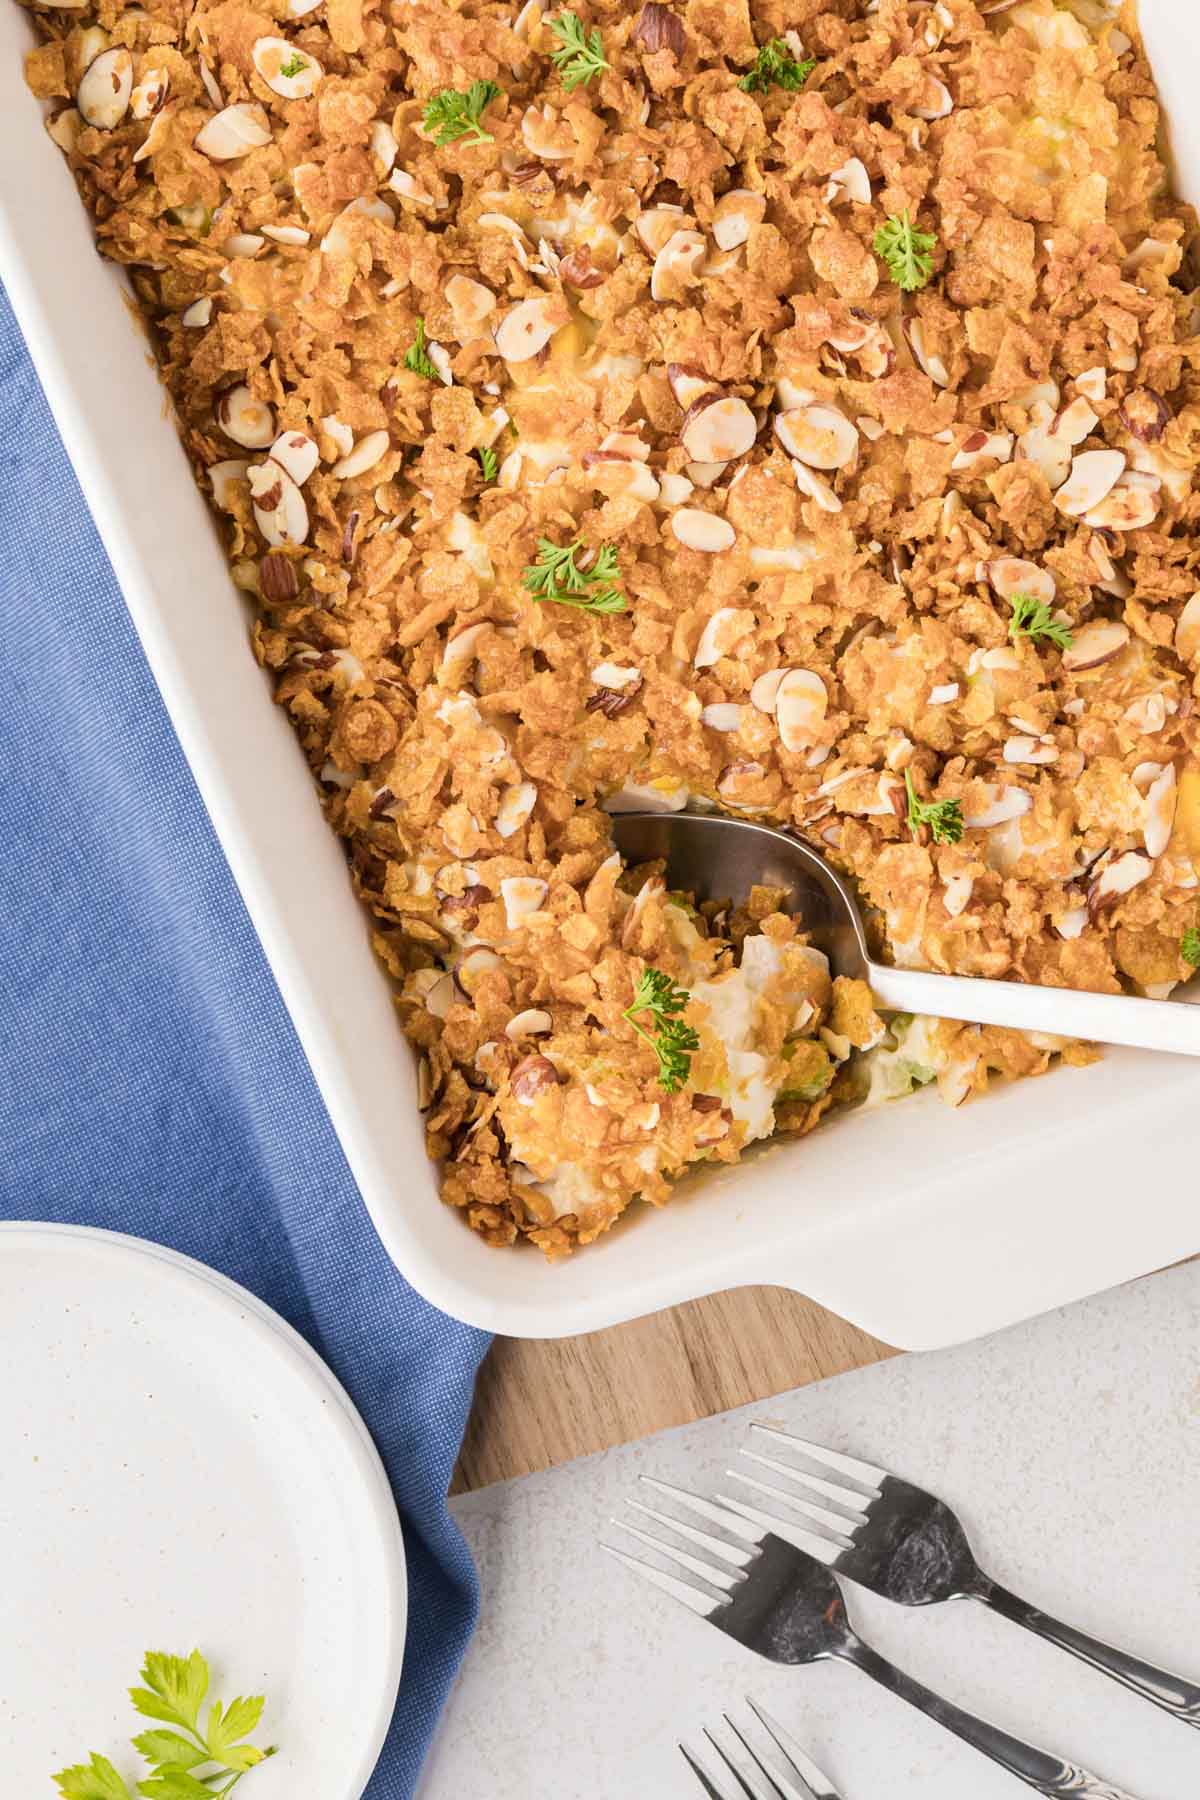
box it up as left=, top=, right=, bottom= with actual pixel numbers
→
left=22, top=0, right=1200, bottom=1253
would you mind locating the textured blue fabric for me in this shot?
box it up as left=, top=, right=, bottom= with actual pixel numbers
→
left=0, top=280, right=490, bottom=1798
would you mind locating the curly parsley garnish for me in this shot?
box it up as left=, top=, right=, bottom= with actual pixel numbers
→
left=277, top=52, right=308, bottom=79
left=623, top=967, right=700, bottom=1094
left=521, top=537, right=627, bottom=612
left=54, top=1649, right=276, bottom=1800
left=403, top=316, right=438, bottom=382
left=475, top=444, right=498, bottom=483
left=904, top=768, right=963, bottom=846
left=1008, top=591, right=1073, bottom=651
left=738, top=38, right=815, bottom=95
left=1182, top=927, right=1200, bottom=968
left=874, top=209, right=937, bottom=292
left=421, top=78, right=503, bottom=145
left=548, top=10, right=610, bottom=89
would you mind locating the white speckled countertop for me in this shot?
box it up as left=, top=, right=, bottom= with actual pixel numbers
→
left=420, top=1262, right=1200, bottom=1799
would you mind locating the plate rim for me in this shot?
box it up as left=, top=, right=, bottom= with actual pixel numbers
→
left=0, top=1219, right=407, bottom=1800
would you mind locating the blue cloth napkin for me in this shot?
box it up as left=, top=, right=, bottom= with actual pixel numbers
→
left=0, top=280, right=490, bottom=1798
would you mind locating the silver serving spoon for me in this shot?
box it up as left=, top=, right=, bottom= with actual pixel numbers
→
left=610, top=810, right=1200, bottom=1057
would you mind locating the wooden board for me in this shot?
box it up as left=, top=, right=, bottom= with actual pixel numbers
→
left=453, top=1286, right=894, bottom=1492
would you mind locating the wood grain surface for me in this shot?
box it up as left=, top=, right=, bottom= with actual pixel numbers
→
left=453, top=1286, right=894, bottom=1492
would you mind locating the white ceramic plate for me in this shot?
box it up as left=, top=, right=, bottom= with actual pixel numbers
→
left=0, top=1224, right=406, bottom=1798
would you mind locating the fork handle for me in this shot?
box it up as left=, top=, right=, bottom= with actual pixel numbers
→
left=838, top=1640, right=1145, bottom=1798
left=979, top=1581, right=1200, bottom=1728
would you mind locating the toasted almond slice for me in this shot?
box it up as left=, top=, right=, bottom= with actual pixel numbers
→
left=198, top=56, right=223, bottom=108
left=1143, top=763, right=1177, bottom=858
left=1075, top=366, right=1107, bottom=404
left=1124, top=693, right=1167, bottom=735
left=672, top=508, right=735, bottom=552
left=929, top=682, right=959, bottom=704
left=950, top=430, right=1012, bottom=472
left=252, top=36, right=322, bottom=98
left=331, top=429, right=390, bottom=480
left=262, top=223, right=310, bottom=245
left=790, top=459, right=842, bottom=513
left=1054, top=448, right=1126, bottom=516
left=320, top=195, right=394, bottom=255
left=903, top=316, right=949, bottom=388
left=428, top=340, right=453, bottom=386
left=712, top=188, right=765, bottom=251
left=598, top=430, right=651, bottom=462
left=445, top=274, right=495, bottom=337
left=591, top=662, right=641, bottom=689
left=657, top=471, right=695, bottom=507
left=501, top=875, right=548, bottom=927
left=369, top=118, right=397, bottom=174
left=701, top=704, right=743, bottom=733
left=494, top=295, right=569, bottom=363
left=650, top=228, right=705, bottom=302
left=666, top=363, right=713, bottom=410
left=1175, top=591, right=1200, bottom=665
left=776, top=668, right=827, bottom=752
left=749, top=668, right=786, bottom=714
left=857, top=414, right=885, bottom=441
left=1082, top=485, right=1160, bottom=532
left=496, top=781, right=537, bottom=839
left=195, top=101, right=272, bottom=160
left=208, top=458, right=248, bottom=509
left=680, top=395, right=757, bottom=463
left=130, top=65, right=169, bottom=119
left=685, top=460, right=727, bottom=489
left=912, top=74, right=953, bottom=119
left=588, top=457, right=661, bottom=503
left=1088, top=848, right=1151, bottom=915
left=942, top=872, right=974, bottom=917
left=824, top=156, right=872, bottom=205
left=216, top=383, right=275, bottom=449
left=389, top=168, right=436, bottom=205
left=717, top=760, right=766, bottom=799
left=439, top=623, right=490, bottom=686
left=635, top=203, right=694, bottom=254
left=963, top=784, right=1032, bottom=828
left=269, top=430, right=318, bottom=485
left=1016, top=422, right=1072, bottom=490
left=320, top=414, right=354, bottom=458
left=248, top=459, right=309, bottom=545
left=506, top=1008, right=553, bottom=1039
left=181, top=296, right=212, bottom=327
left=1056, top=903, right=1088, bottom=940
left=1061, top=619, right=1130, bottom=673
left=521, top=102, right=574, bottom=160
left=47, top=107, right=84, bottom=153
left=224, top=232, right=264, bottom=257
left=1050, top=396, right=1099, bottom=446
left=417, top=970, right=456, bottom=1019
left=694, top=606, right=754, bottom=668
left=775, top=405, right=858, bottom=471
left=750, top=544, right=815, bottom=573
left=987, top=557, right=1055, bottom=604
left=1003, top=735, right=1058, bottom=765
left=77, top=47, right=133, bottom=130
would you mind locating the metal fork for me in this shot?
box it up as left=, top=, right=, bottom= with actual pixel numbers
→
left=680, top=1699, right=841, bottom=1799
left=726, top=1426, right=1200, bottom=1728
left=608, top=1479, right=1144, bottom=1799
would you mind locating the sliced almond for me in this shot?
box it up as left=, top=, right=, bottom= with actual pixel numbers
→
left=963, top=784, right=1032, bottom=828
left=1143, top=763, right=1177, bottom=858
left=439, top=624, right=491, bottom=686
left=672, top=508, right=735, bottom=552
left=712, top=189, right=765, bottom=251
left=369, top=117, right=398, bottom=174
left=650, top=228, right=705, bottom=302
left=824, top=156, right=872, bottom=205
left=444, top=274, right=495, bottom=339
left=1056, top=903, right=1088, bottom=940
left=701, top=704, right=743, bottom=733
left=1003, top=735, right=1058, bottom=765
left=717, top=760, right=766, bottom=799
left=216, top=383, right=275, bottom=449
left=750, top=669, right=786, bottom=714
left=496, top=781, right=537, bottom=839
left=520, top=103, right=574, bottom=160
left=77, top=47, right=133, bottom=130
left=598, top=430, right=651, bottom=462
left=208, top=459, right=248, bottom=509
left=929, top=682, right=959, bottom=704
left=694, top=606, right=753, bottom=668
left=388, top=169, right=436, bottom=206
left=586, top=456, right=661, bottom=503
left=942, top=872, right=974, bottom=917
left=46, top=107, right=84, bottom=153
left=252, top=36, right=322, bottom=99
left=790, top=459, right=842, bottom=513
left=320, top=414, right=354, bottom=458
left=198, top=56, right=223, bottom=109
left=1061, top=619, right=1130, bottom=673
left=686, top=460, right=728, bottom=489
left=1054, top=448, right=1126, bottom=517
left=248, top=459, right=309, bottom=546
left=775, top=405, right=858, bottom=471
left=1075, top=366, right=1107, bottom=404
left=912, top=75, right=953, bottom=119
left=265, top=431, right=317, bottom=486
left=903, top=316, right=949, bottom=388
left=506, top=1008, right=553, bottom=1039
left=1174, top=591, right=1200, bottom=665
left=262, top=223, right=310, bottom=245
left=501, top=875, right=548, bottom=927
left=1082, top=485, right=1160, bottom=532
left=1124, top=693, right=1167, bottom=735
left=1088, top=849, right=1151, bottom=915
left=332, top=429, right=390, bottom=480
left=749, top=544, right=814, bottom=574
left=1051, top=396, right=1099, bottom=446
left=130, top=65, right=169, bottom=119
left=494, top=295, right=568, bottom=363
left=1119, top=387, right=1171, bottom=444
left=635, top=203, right=694, bottom=255
left=680, top=395, right=757, bottom=463
left=987, top=557, right=1055, bottom=604
left=181, top=297, right=212, bottom=328
left=1016, top=422, right=1072, bottom=490
left=775, top=668, right=827, bottom=752
left=950, top=430, right=1012, bottom=472
left=591, top=662, right=641, bottom=689
left=224, top=232, right=264, bottom=258
left=320, top=195, right=394, bottom=256
left=667, top=364, right=715, bottom=411
left=194, top=101, right=272, bottom=160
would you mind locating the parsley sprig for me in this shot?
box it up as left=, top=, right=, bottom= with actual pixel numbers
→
left=874, top=209, right=937, bottom=291
left=1182, top=927, right=1200, bottom=968
left=1007, top=590, right=1073, bottom=651
left=475, top=444, right=498, bottom=482
left=521, top=537, right=627, bottom=612
left=623, top=967, right=700, bottom=1094
left=421, top=78, right=503, bottom=145
left=403, top=316, right=438, bottom=381
left=738, top=38, right=815, bottom=95
left=904, top=768, right=963, bottom=845
left=277, top=52, right=308, bottom=79
left=548, top=10, right=610, bottom=89
left=54, top=1650, right=276, bottom=1800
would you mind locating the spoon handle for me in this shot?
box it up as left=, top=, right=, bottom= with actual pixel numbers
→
left=866, top=964, right=1200, bottom=1057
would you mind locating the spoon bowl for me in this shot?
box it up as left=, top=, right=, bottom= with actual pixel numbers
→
left=610, top=810, right=1200, bottom=1058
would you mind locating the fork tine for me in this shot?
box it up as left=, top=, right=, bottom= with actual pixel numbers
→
left=614, top=1516, right=744, bottom=1595
left=628, top=1496, right=756, bottom=1571
left=734, top=1458, right=861, bottom=1539
left=752, top=1424, right=885, bottom=1491
left=723, top=1714, right=813, bottom=1800
left=744, top=1699, right=841, bottom=1800
left=740, top=1449, right=870, bottom=1520
left=714, top=1489, right=841, bottom=1566
left=704, top=1727, right=780, bottom=1800
left=641, top=1476, right=768, bottom=1547
left=680, top=1743, right=731, bottom=1799
left=601, top=1542, right=723, bottom=1617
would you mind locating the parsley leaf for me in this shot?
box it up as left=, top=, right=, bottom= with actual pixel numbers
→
left=1007, top=590, right=1073, bottom=651
left=548, top=10, right=610, bottom=89
left=904, top=768, right=964, bottom=845
left=738, top=38, right=815, bottom=95
left=403, top=316, right=438, bottom=382
left=129, top=1735, right=205, bottom=1772
left=475, top=443, right=498, bottom=483
left=277, top=52, right=307, bottom=79
left=54, top=1754, right=136, bottom=1800
left=521, top=536, right=628, bottom=612
left=421, top=78, right=503, bottom=146
left=1182, top=927, right=1200, bottom=967
left=130, top=1652, right=208, bottom=1732
left=622, top=967, right=700, bottom=1094
left=874, top=209, right=937, bottom=292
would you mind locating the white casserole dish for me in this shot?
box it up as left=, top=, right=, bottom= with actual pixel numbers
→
left=1, top=0, right=1195, bottom=1345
